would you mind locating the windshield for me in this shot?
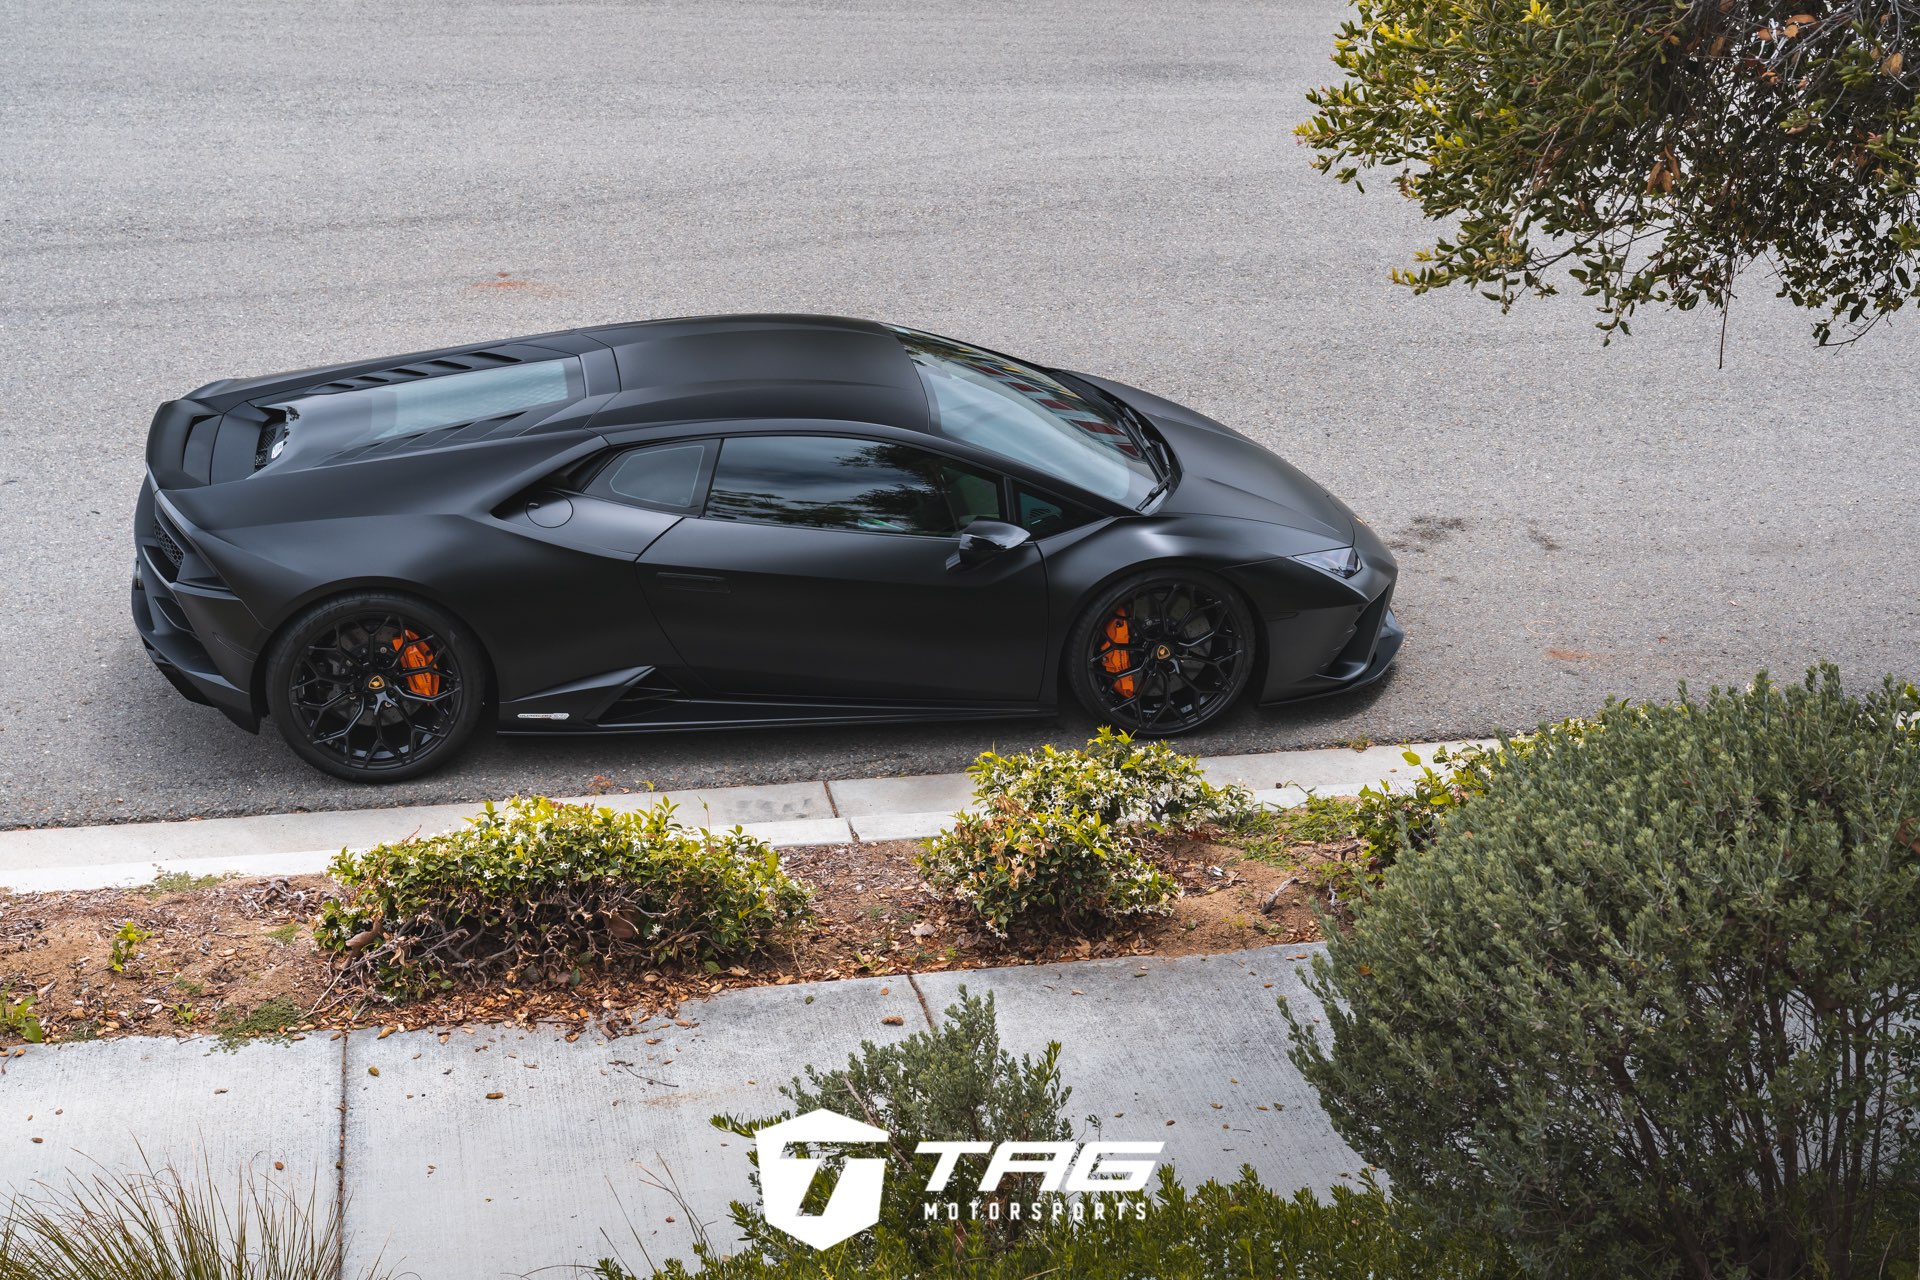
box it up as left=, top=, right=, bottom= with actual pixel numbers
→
left=889, top=326, right=1159, bottom=507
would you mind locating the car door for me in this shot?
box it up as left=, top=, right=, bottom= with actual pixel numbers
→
left=636, top=433, right=1049, bottom=703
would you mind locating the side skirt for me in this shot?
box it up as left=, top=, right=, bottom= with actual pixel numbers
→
left=497, top=665, right=1052, bottom=734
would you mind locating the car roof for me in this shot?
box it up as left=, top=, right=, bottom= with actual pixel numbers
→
left=579, top=313, right=932, bottom=434
left=188, top=314, right=931, bottom=432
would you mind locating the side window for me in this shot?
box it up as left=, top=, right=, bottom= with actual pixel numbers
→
left=587, top=440, right=715, bottom=513
left=1015, top=486, right=1096, bottom=537
left=705, top=435, right=1003, bottom=537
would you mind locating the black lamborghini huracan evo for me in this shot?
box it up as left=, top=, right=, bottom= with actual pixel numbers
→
left=134, top=315, right=1401, bottom=781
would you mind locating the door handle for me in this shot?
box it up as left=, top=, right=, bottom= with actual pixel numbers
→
left=656, top=571, right=731, bottom=594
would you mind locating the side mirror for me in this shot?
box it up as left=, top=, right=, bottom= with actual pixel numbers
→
left=946, top=519, right=1033, bottom=571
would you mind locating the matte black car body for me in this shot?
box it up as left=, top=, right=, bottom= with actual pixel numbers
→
left=134, top=314, right=1400, bottom=779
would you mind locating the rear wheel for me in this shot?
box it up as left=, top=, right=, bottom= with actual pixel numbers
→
left=264, top=592, right=486, bottom=782
left=1065, top=569, right=1255, bottom=736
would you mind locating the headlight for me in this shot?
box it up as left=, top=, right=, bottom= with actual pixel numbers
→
left=1293, top=546, right=1361, bottom=579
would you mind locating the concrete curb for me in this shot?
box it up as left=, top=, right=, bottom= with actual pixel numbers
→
left=0, top=741, right=1489, bottom=893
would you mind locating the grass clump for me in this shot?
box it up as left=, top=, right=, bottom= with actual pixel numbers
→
left=1234, top=794, right=1359, bottom=857
left=0, top=1161, right=391, bottom=1279
left=213, top=997, right=302, bottom=1052
left=142, top=870, right=228, bottom=897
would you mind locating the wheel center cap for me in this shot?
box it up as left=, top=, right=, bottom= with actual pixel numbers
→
left=1154, top=643, right=1172, bottom=661
left=366, top=675, right=386, bottom=691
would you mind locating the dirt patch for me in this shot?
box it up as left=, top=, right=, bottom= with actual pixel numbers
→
left=0, top=839, right=1327, bottom=1049
left=0, top=877, right=334, bottom=1045
left=1388, top=514, right=1469, bottom=550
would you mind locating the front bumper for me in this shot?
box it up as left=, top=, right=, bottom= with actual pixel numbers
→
left=1241, top=528, right=1403, bottom=705
left=132, top=482, right=262, bottom=732
left=1260, top=600, right=1403, bottom=705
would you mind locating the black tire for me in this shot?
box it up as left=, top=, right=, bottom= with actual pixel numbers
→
left=1065, top=568, right=1256, bottom=737
left=263, top=591, right=487, bottom=782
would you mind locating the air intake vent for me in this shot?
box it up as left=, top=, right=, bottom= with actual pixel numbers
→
left=601, top=670, right=684, bottom=725
left=254, top=417, right=290, bottom=471
left=152, top=513, right=186, bottom=571
left=303, top=349, right=523, bottom=396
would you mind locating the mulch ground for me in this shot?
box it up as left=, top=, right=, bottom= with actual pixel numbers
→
left=0, top=835, right=1343, bottom=1050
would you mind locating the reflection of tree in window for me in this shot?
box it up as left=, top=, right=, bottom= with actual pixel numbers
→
left=707, top=440, right=969, bottom=536
left=892, top=329, right=1137, bottom=459
left=884, top=327, right=1158, bottom=508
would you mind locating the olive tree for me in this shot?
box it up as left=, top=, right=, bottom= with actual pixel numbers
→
left=1297, top=0, right=1920, bottom=344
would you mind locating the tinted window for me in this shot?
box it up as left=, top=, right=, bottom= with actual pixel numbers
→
left=593, top=441, right=712, bottom=511
left=888, top=326, right=1158, bottom=507
left=705, top=436, right=1001, bottom=536
left=1015, top=487, right=1095, bottom=537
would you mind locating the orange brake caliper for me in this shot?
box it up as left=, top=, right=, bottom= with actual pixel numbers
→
left=392, top=630, right=442, bottom=698
left=1101, top=610, right=1135, bottom=699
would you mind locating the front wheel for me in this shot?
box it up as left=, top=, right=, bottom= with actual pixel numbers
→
left=1065, top=569, right=1256, bottom=736
left=263, top=591, right=486, bottom=782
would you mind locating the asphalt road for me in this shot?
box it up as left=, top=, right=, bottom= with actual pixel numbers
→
left=2, top=0, right=1916, bottom=829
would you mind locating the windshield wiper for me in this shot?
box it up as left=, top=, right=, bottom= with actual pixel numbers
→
left=1048, top=369, right=1175, bottom=503
left=1139, top=421, right=1173, bottom=478
left=1096, top=391, right=1176, bottom=506
left=1070, top=377, right=1166, bottom=476
left=1139, top=470, right=1174, bottom=509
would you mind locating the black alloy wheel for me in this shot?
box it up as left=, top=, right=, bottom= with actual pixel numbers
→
left=1067, top=570, right=1255, bottom=736
left=264, top=592, right=486, bottom=782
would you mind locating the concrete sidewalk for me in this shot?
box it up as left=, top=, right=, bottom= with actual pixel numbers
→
left=0, top=741, right=1482, bottom=893
left=0, top=944, right=1356, bottom=1279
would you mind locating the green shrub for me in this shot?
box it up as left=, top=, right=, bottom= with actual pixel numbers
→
left=1349, top=726, right=1602, bottom=869
left=0, top=1161, right=391, bottom=1280
left=919, top=731, right=1252, bottom=934
left=315, top=797, right=810, bottom=998
left=597, top=983, right=1521, bottom=1280
left=1290, top=667, right=1920, bottom=1280
left=0, top=988, right=42, bottom=1046
left=960, top=728, right=1254, bottom=830
left=598, top=1168, right=1526, bottom=1280
left=107, top=922, right=153, bottom=974
left=710, top=988, right=1074, bottom=1267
